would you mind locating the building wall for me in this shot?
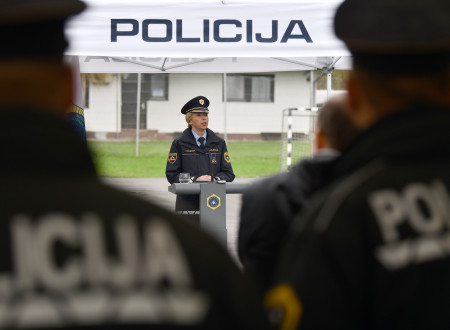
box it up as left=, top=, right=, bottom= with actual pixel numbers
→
left=147, top=71, right=311, bottom=134
left=315, top=89, right=347, bottom=106
left=85, top=71, right=312, bottom=135
left=84, top=75, right=120, bottom=133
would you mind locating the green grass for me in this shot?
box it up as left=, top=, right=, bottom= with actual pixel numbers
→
left=88, top=140, right=288, bottom=178
left=227, top=141, right=281, bottom=178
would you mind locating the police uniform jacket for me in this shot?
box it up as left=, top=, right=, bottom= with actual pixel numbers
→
left=238, top=151, right=339, bottom=289
left=166, top=128, right=235, bottom=184
left=271, top=105, right=450, bottom=329
left=0, top=109, right=269, bottom=330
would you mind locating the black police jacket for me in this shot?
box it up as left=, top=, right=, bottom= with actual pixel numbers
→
left=0, top=109, right=269, bottom=330
left=166, top=128, right=235, bottom=184
left=238, top=150, right=339, bottom=289
left=270, top=105, right=450, bottom=330
left=166, top=128, right=235, bottom=211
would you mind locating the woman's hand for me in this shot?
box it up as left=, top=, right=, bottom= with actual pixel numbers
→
left=195, top=175, right=212, bottom=181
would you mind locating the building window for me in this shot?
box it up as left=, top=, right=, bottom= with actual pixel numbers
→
left=226, top=74, right=274, bottom=102
left=149, top=74, right=169, bottom=100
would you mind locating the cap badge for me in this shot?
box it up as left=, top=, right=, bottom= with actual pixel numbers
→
left=199, top=99, right=205, bottom=105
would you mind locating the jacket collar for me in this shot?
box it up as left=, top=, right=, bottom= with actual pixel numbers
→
left=180, top=128, right=220, bottom=149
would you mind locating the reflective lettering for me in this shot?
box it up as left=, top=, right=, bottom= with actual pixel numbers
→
left=12, top=214, right=36, bottom=290
left=369, top=190, right=405, bottom=243
left=369, top=180, right=450, bottom=270
left=0, top=213, right=208, bottom=327
left=404, top=183, right=444, bottom=234
left=144, top=218, right=192, bottom=287
left=80, top=213, right=109, bottom=285
left=111, top=215, right=140, bottom=287
left=35, top=214, right=81, bottom=291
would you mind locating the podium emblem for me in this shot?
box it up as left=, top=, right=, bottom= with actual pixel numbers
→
left=207, top=194, right=221, bottom=210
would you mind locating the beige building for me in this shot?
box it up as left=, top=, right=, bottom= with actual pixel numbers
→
left=83, top=71, right=344, bottom=140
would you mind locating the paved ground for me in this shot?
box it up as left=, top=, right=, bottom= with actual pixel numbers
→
left=103, top=177, right=259, bottom=263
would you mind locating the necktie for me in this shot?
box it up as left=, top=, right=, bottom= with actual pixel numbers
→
left=198, top=137, right=205, bottom=149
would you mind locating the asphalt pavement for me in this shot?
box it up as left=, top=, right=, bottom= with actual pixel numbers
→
left=102, top=177, right=259, bottom=263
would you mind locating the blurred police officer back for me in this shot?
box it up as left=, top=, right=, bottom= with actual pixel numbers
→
left=269, top=0, right=450, bottom=329
left=0, top=1, right=270, bottom=329
left=238, top=95, right=359, bottom=290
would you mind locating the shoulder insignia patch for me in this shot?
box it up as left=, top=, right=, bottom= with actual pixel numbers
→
left=224, top=151, right=231, bottom=163
left=168, top=153, right=177, bottom=164
left=264, top=283, right=303, bottom=330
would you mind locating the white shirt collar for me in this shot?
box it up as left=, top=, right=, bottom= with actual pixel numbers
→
left=191, top=129, right=207, bottom=146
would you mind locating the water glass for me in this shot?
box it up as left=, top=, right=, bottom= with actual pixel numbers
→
left=179, top=173, right=190, bottom=183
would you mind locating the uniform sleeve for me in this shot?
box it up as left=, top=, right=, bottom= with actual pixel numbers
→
left=215, top=140, right=235, bottom=182
left=166, top=139, right=182, bottom=184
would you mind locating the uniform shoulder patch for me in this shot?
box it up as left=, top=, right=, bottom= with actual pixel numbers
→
left=168, top=153, right=177, bottom=164
left=264, top=283, right=302, bottom=330
left=224, top=151, right=231, bottom=163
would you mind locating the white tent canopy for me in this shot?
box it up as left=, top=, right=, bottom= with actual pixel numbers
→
left=65, top=0, right=351, bottom=153
left=66, top=0, right=352, bottom=73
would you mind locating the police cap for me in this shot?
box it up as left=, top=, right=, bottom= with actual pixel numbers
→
left=0, top=0, right=86, bottom=59
left=181, top=96, right=210, bottom=115
left=334, top=0, right=450, bottom=75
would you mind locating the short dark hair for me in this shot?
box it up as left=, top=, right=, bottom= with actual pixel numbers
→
left=317, top=96, right=358, bottom=151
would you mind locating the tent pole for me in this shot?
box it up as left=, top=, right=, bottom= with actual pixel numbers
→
left=116, top=73, right=121, bottom=140
left=223, top=73, right=228, bottom=142
left=135, top=73, right=142, bottom=157
left=327, top=71, right=332, bottom=100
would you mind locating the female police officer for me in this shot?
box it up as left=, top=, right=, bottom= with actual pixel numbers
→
left=166, top=96, right=235, bottom=213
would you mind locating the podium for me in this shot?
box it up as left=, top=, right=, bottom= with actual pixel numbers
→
left=168, top=182, right=248, bottom=246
